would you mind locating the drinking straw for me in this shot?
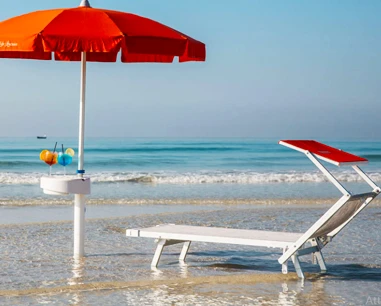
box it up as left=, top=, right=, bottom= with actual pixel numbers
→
left=49, top=142, right=58, bottom=176
left=62, top=144, right=66, bottom=175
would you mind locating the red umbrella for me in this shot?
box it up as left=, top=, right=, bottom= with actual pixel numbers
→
left=0, top=0, right=205, bottom=62
left=0, top=0, right=206, bottom=258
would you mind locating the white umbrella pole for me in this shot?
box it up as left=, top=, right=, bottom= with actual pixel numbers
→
left=78, top=52, right=86, bottom=175
left=74, top=51, right=87, bottom=259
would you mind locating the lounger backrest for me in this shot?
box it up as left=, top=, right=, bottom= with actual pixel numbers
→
left=279, top=192, right=377, bottom=264
left=311, top=193, right=374, bottom=238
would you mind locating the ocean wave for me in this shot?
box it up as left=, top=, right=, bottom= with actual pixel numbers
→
left=70, top=147, right=242, bottom=153
left=361, top=154, right=381, bottom=162
left=1, top=170, right=381, bottom=185
left=0, top=173, right=41, bottom=184
left=89, top=171, right=381, bottom=184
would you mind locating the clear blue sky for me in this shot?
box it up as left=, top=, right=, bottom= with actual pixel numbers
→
left=0, top=0, right=380, bottom=139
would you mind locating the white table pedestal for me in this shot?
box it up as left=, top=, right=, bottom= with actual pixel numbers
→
left=41, top=176, right=91, bottom=258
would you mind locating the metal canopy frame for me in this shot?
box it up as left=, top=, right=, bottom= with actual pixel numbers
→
left=276, top=144, right=380, bottom=278
left=126, top=140, right=380, bottom=278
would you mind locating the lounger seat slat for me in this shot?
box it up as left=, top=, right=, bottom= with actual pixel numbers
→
left=127, top=225, right=303, bottom=248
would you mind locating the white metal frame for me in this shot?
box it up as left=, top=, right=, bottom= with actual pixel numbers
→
left=126, top=142, right=380, bottom=278
left=73, top=51, right=88, bottom=259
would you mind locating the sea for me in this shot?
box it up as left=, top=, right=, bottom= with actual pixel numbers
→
left=2, top=137, right=381, bottom=206
left=1, top=137, right=381, bottom=305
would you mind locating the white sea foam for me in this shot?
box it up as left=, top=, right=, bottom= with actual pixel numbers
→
left=1, top=170, right=381, bottom=185
left=83, top=170, right=381, bottom=184
left=0, top=172, right=41, bottom=185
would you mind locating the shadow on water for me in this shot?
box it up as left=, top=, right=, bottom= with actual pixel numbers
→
left=203, top=258, right=320, bottom=275
left=203, top=259, right=381, bottom=281
left=324, top=264, right=381, bottom=281
left=159, top=249, right=381, bottom=281
left=86, top=252, right=148, bottom=257
left=158, top=249, right=321, bottom=276
left=87, top=249, right=381, bottom=280
left=190, top=249, right=277, bottom=258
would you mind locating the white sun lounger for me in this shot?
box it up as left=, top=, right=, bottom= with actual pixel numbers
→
left=126, top=140, right=380, bottom=278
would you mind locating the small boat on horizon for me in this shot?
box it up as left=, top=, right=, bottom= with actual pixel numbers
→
left=37, top=135, right=47, bottom=139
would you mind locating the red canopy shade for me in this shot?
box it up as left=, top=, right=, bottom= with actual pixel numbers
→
left=0, top=6, right=206, bottom=63
left=279, top=140, right=368, bottom=166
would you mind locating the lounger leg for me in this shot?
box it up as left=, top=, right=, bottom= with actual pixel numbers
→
left=312, top=253, right=317, bottom=265
left=282, top=248, right=288, bottom=274
left=282, top=262, right=288, bottom=274
left=291, top=255, right=305, bottom=279
left=311, top=239, right=327, bottom=272
left=151, top=239, right=167, bottom=268
left=179, top=241, right=191, bottom=262
left=314, top=251, right=327, bottom=272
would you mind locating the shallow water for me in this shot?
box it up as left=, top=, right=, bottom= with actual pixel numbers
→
left=2, top=138, right=381, bottom=304
left=1, top=205, right=380, bottom=305
left=0, top=204, right=227, bottom=225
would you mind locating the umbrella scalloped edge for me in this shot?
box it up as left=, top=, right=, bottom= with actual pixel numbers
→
left=0, top=7, right=206, bottom=63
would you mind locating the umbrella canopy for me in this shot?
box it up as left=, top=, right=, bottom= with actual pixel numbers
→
left=0, top=0, right=205, bottom=173
left=0, top=0, right=206, bottom=259
left=0, top=1, right=205, bottom=62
